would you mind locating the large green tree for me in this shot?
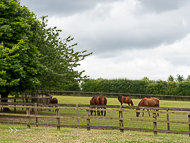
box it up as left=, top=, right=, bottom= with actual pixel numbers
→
left=0, top=0, right=46, bottom=104
left=0, top=0, right=92, bottom=108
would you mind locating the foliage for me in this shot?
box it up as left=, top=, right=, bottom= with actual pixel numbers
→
left=81, top=78, right=148, bottom=94
left=175, top=74, right=184, bottom=83
left=81, top=78, right=102, bottom=92
left=167, top=74, right=174, bottom=82
left=81, top=77, right=190, bottom=96
left=0, top=0, right=92, bottom=102
left=146, top=80, right=167, bottom=95
left=176, top=79, right=190, bottom=96
left=165, top=81, right=178, bottom=95
left=0, top=0, right=45, bottom=96
left=36, top=16, right=92, bottom=90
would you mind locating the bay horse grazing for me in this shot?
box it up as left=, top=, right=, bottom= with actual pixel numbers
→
left=49, top=98, right=58, bottom=104
left=118, top=96, right=134, bottom=106
left=136, top=97, right=159, bottom=117
left=90, top=96, right=107, bottom=116
left=49, top=97, right=58, bottom=112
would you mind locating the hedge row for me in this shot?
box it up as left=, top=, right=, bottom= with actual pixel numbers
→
left=81, top=78, right=190, bottom=96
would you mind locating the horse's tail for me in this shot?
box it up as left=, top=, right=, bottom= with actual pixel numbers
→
left=131, top=99, right=134, bottom=106
left=104, top=97, right=107, bottom=105
left=92, top=96, right=96, bottom=101
left=118, top=96, right=122, bottom=101
left=90, top=96, right=96, bottom=105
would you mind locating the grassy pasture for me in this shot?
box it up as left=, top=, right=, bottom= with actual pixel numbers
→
left=1, top=96, right=190, bottom=142
left=1, top=123, right=190, bottom=143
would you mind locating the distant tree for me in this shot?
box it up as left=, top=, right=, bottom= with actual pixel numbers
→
left=175, top=74, right=184, bottom=83
left=187, top=75, right=190, bottom=80
left=141, top=77, right=150, bottom=82
left=167, top=75, right=174, bottom=82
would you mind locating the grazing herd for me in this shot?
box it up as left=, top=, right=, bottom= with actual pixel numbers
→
left=89, top=96, right=159, bottom=117
left=49, top=96, right=160, bottom=117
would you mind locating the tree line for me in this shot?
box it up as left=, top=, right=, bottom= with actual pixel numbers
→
left=80, top=75, right=190, bottom=96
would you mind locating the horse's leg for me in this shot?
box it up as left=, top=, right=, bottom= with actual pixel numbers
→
left=97, top=107, right=100, bottom=116
left=104, top=107, right=106, bottom=116
left=147, top=109, right=150, bottom=117
left=142, top=109, right=144, bottom=117
left=101, top=107, right=103, bottom=115
left=156, top=109, right=159, bottom=117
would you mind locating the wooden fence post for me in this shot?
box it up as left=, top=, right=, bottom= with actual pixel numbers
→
left=119, top=105, right=124, bottom=133
left=35, top=103, right=38, bottom=127
left=166, top=108, right=170, bottom=130
left=153, top=113, right=157, bottom=135
left=14, top=98, right=16, bottom=113
left=56, top=108, right=60, bottom=130
left=76, top=104, right=80, bottom=126
left=188, top=115, right=190, bottom=137
left=86, top=109, right=90, bottom=131
left=26, top=108, right=30, bottom=129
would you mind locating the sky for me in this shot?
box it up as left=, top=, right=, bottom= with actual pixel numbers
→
left=20, top=0, right=190, bottom=81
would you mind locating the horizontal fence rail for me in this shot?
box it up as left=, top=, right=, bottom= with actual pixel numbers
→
left=1, top=102, right=190, bottom=136
left=38, top=90, right=190, bottom=100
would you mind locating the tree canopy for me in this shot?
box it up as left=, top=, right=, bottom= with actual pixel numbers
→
left=36, top=17, right=92, bottom=90
left=0, top=0, right=92, bottom=100
left=0, top=0, right=45, bottom=97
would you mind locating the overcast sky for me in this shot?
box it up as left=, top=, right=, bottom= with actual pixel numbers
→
left=20, top=0, right=190, bottom=81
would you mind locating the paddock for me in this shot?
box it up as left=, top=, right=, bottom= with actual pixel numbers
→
left=1, top=96, right=190, bottom=136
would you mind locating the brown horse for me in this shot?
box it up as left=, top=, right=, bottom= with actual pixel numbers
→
left=90, top=96, right=107, bottom=116
left=49, top=97, right=58, bottom=112
left=49, top=98, right=58, bottom=104
left=118, top=96, right=134, bottom=106
left=136, top=97, right=159, bottom=117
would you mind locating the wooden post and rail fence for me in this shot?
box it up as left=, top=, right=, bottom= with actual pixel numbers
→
left=1, top=102, right=190, bottom=136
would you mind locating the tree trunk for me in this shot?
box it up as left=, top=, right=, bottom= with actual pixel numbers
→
left=0, top=92, right=11, bottom=112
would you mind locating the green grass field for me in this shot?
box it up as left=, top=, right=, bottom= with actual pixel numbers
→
left=1, top=96, right=190, bottom=142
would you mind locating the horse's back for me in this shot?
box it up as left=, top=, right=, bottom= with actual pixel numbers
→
left=124, top=97, right=130, bottom=102
left=99, top=96, right=107, bottom=105
left=93, top=96, right=100, bottom=105
left=151, top=98, right=159, bottom=106
left=144, top=98, right=158, bottom=107
left=49, top=98, right=58, bottom=104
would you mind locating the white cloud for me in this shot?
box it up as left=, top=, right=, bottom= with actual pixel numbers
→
left=20, top=0, right=190, bottom=81
left=47, top=0, right=190, bottom=56
left=76, top=34, right=190, bottom=80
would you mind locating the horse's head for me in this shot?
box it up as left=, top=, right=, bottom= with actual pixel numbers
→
left=136, top=109, right=140, bottom=117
